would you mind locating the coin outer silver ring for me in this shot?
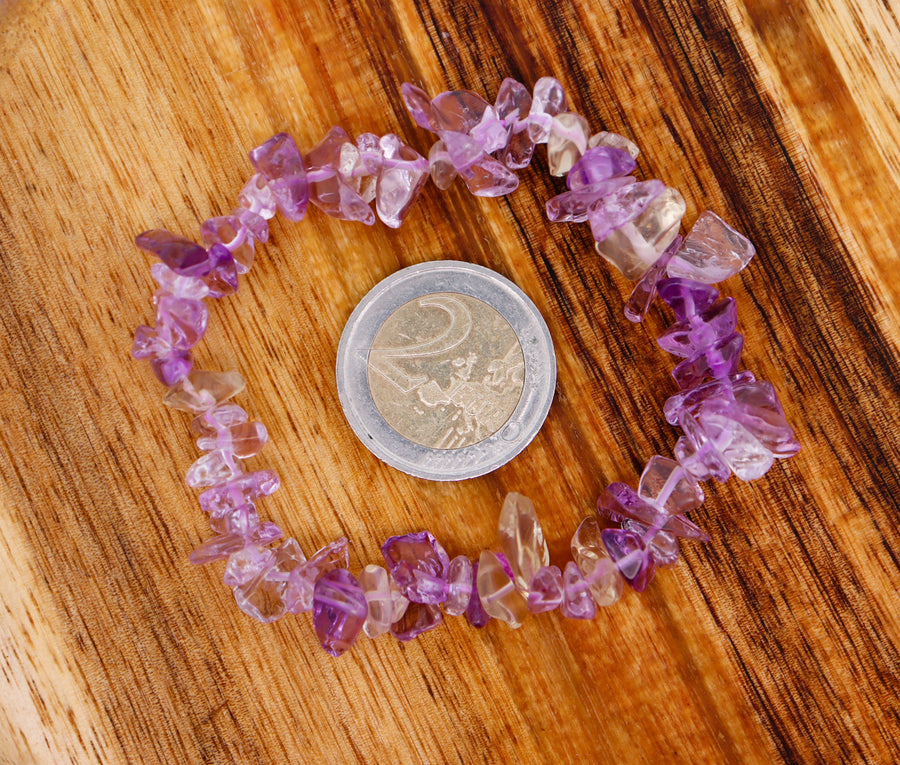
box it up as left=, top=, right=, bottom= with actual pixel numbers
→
left=335, top=260, right=557, bottom=481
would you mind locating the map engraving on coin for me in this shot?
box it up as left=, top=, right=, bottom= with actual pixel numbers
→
left=368, top=292, right=525, bottom=450
left=336, top=261, right=556, bottom=481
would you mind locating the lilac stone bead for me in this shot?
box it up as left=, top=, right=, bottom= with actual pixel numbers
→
left=495, top=78, right=535, bottom=169
left=428, top=139, right=457, bottom=190
left=590, top=130, right=640, bottom=158
left=668, top=372, right=798, bottom=462
left=475, top=548, right=528, bottom=626
left=196, top=420, right=268, bottom=458
left=566, top=147, right=636, bottom=190
left=190, top=516, right=282, bottom=568
left=495, top=551, right=515, bottom=580
left=657, top=278, right=720, bottom=320
left=312, top=569, right=368, bottom=657
left=232, top=539, right=302, bottom=624
left=441, top=130, right=485, bottom=173
left=444, top=555, right=473, bottom=616
left=548, top=112, right=590, bottom=175
left=597, top=483, right=710, bottom=542
left=359, top=565, right=394, bottom=638
left=527, top=77, right=567, bottom=143
left=637, top=455, right=705, bottom=516
left=601, top=528, right=656, bottom=592
left=139, top=332, right=195, bottom=380
left=239, top=174, right=278, bottom=220
left=163, top=370, right=245, bottom=413
left=131, top=325, right=171, bottom=360
left=155, top=295, right=208, bottom=348
left=624, top=236, right=682, bottom=323
left=381, top=531, right=450, bottom=604
left=285, top=538, right=349, bottom=614
left=502, top=124, right=536, bottom=170
left=430, top=89, right=490, bottom=133
left=728, top=378, right=801, bottom=457
left=663, top=372, right=754, bottom=425
left=587, top=180, right=665, bottom=244
left=251, top=521, right=284, bottom=547
left=198, top=470, right=280, bottom=514
left=527, top=565, right=564, bottom=613
left=133, top=328, right=159, bottom=355
left=678, top=408, right=775, bottom=482
left=667, top=211, right=756, bottom=283
left=136, top=319, right=198, bottom=369
left=209, top=502, right=260, bottom=537
left=204, top=240, right=242, bottom=290
left=459, top=154, right=519, bottom=197
left=249, top=132, right=309, bottom=222
left=547, top=111, right=589, bottom=175
left=673, top=414, right=734, bottom=483
left=149, top=350, right=192, bottom=386
left=234, top=573, right=287, bottom=623
left=672, top=333, right=744, bottom=389
left=224, top=544, right=275, bottom=587
left=201, top=215, right=257, bottom=274
left=495, top=78, right=532, bottom=125
left=561, top=562, right=596, bottom=619
left=465, top=562, right=491, bottom=628
left=401, top=82, right=439, bottom=131
left=469, top=107, right=509, bottom=154
left=232, top=207, right=269, bottom=243
left=189, top=532, right=246, bottom=564
left=391, top=602, right=444, bottom=642
left=545, top=176, right=635, bottom=224
left=304, top=126, right=349, bottom=177
left=186, top=449, right=242, bottom=488
left=622, top=519, right=680, bottom=567
left=191, top=402, right=249, bottom=436
left=377, top=134, right=429, bottom=228
left=202, top=244, right=239, bottom=299
left=658, top=298, right=738, bottom=358
left=305, top=126, right=375, bottom=225
left=355, top=132, right=384, bottom=176
left=136, top=230, right=213, bottom=277
left=150, top=262, right=210, bottom=300
left=532, top=77, right=567, bottom=114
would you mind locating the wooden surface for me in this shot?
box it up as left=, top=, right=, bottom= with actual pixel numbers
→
left=1, top=0, right=899, bottom=762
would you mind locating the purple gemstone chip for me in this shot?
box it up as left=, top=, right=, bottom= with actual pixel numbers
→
left=136, top=230, right=212, bottom=277
left=312, top=569, right=368, bottom=657
left=381, top=531, right=451, bottom=604
left=391, top=602, right=443, bottom=642
left=249, top=132, right=309, bottom=222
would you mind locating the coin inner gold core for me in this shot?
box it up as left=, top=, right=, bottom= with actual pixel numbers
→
left=367, top=292, right=526, bottom=450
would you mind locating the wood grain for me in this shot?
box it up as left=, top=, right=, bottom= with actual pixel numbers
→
left=1, top=0, right=898, bottom=762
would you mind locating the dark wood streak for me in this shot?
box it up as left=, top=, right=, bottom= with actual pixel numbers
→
left=626, top=3, right=900, bottom=759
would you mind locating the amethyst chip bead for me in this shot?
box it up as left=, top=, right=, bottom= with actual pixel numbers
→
left=136, top=229, right=214, bottom=277
left=381, top=531, right=451, bottom=604
left=285, top=537, right=349, bottom=614
left=561, top=562, right=596, bottom=620
left=624, top=236, right=681, bottom=322
left=313, top=569, right=368, bottom=657
left=248, top=132, right=309, bottom=222
left=667, top=210, right=757, bottom=283
left=527, top=566, right=564, bottom=613
left=601, top=528, right=656, bottom=593
left=391, top=602, right=443, bottom=642
left=465, top=561, right=491, bottom=629
left=198, top=470, right=280, bottom=514
left=444, top=555, right=474, bottom=616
